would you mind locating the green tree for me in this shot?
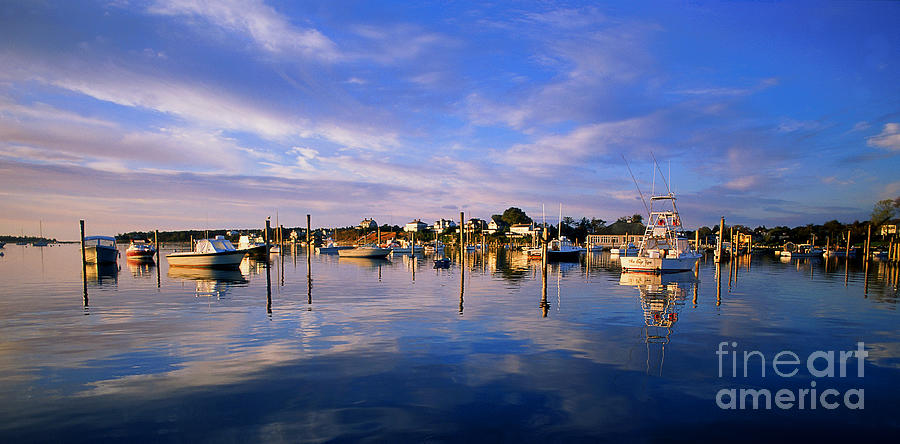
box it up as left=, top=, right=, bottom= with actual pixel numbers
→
left=501, top=207, right=532, bottom=226
left=871, top=198, right=898, bottom=226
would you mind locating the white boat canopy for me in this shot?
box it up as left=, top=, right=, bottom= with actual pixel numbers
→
left=196, top=236, right=236, bottom=253
left=84, top=236, right=116, bottom=248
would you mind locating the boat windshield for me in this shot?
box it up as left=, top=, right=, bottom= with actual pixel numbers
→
left=197, top=239, right=236, bottom=253
left=85, top=237, right=115, bottom=248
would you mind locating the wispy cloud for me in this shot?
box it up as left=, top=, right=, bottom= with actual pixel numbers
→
left=671, top=78, right=779, bottom=97
left=0, top=51, right=399, bottom=151
left=147, top=0, right=339, bottom=61
left=868, top=123, right=900, bottom=151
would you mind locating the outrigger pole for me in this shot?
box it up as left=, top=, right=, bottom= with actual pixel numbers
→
left=622, top=154, right=650, bottom=218
left=650, top=152, right=672, bottom=195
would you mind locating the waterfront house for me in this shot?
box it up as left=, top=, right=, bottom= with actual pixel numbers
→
left=434, top=219, right=457, bottom=232
left=487, top=216, right=508, bottom=234
left=880, top=220, right=899, bottom=236
left=359, top=218, right=378, bottom=230
left=403, top=219, right=429, bottom=232
left=509, top=223, right=542, bottom=238
left=465, top=218, right=487, bottom=234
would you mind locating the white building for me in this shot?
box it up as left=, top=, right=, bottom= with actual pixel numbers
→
left=403, top=219, right=429, bottom=232
left=359, top=218, right=378, bottom=230
left=510, top=223, right=542, bottom=237
left=487, top=217, right=507, bottom=234
left=880, top=220, right=899, bottom=236
left=434, top=219, right=457, bottom=231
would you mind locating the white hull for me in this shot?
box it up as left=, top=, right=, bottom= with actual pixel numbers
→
left=781, top=250, right=821, bottom=258
left=391, top=246, right=424, bottom=254
left=85, top=246, right=118, bottom=264
left=620, top=254, right=700, bottom=273
left=338, top=247, right=392, bottom=258
left=166, top=250, right=246, bottom=268
left=316, top=246, right=353, bottom=254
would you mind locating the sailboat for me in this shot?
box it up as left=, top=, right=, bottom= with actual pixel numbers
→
left=620, top=158, right=701, bottom=273
left=32, top=221, right=49, bottom=246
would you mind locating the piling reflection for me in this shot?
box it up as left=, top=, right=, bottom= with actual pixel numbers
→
left=307, top=248, right=313, bottom=308
left=167, top=268, right=247, bottom=299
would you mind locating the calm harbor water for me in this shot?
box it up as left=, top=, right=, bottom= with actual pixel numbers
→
left=1, top=244, right=899, bottom=442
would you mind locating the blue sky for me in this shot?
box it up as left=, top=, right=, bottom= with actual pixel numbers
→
left=1, top=0, right=898, bottom=238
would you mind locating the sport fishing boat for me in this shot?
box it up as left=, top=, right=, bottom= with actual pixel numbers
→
left=620, top=192, right=701, bottom=273
left=126, top=239, right=156, bottom=260
left=166, top=235, right=245, bottom=268
left=84, top=235, right=119, bottom=264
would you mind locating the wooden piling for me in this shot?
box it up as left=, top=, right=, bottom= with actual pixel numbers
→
left=264, top=219, right=271, bottom=260
left=155, top=230, right=160, bottom=288
left=80, top=220, right=87, bottom=306
left=730, top=227, right=734, bottom=256
left=846, top=230, right=851, bottom=258
left=716, top=217, right=724, bottom=262
left=306, top=214, right=311, bottom=247
left=866, top=224, right=871, bottom=261
left=459, top=211, right=465, bottom=254
left=80, top=220, right=87, bottom=268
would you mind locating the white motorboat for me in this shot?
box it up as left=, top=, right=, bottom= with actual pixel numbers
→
left=126, top=239, right=156, bottom=260
left=390, top=240, right=424, bottom=254
left=237, top=234, right=268, bottom=257
left=544, top=237, right=583, bottom=261
left=610, top=242, right=639, bottom=256
left=423, top=241, right=445, bottom=253
left=780, top=243, right=822, bottom=258
left=338, top=245, right=392, bottom=258
left=84, top=235, right=119, bottom=264
left=316, top=238, right=353, bottom=254
left=620, top=192, right=701, bottom=273
left=166, top=235, right=245, bottom=268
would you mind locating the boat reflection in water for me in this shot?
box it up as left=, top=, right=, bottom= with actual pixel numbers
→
left=126, top=259, right=155, bottom=278
left=239, top=256, right=267, bottom=277
left=619, top=272, right=697, bottom=375
left=84, top=263, right=119, bottom=287
left=167, top=267, right=248, bottom=299
left=339, top=257, right=391, bottom=268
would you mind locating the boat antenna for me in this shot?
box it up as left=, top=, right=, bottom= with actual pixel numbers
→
left=622, top=155, right=650, bottom=218
left=650, top=152, right=672, bottom=195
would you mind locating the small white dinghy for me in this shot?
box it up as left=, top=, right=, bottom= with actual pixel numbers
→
left=167, top=235, right=245, bottom=268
